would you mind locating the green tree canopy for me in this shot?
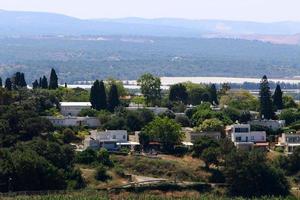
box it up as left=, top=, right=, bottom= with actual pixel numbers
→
left=137, top=73, right=161, bottom=106
left=224, top=150, right=289, bottom=197
left=140, top=117, right=183, bottom=151
left=273, top=84, right=283, bottom=110
left=169, top=83, right=188, bottom=104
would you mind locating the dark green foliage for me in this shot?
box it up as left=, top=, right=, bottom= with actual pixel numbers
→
left=97, top=148, right=113, bottom=167
left=95, top=165, right=111, bottom=182
left=75, top=148, right=98, bottom=164
left=0, top=148, right=66, bottom=192
left=49, top=68, right=59, bottom=89
left=279, top=108, right=300, bottom=125
left=192, top=137, right=219, bottom=158
left=224, top=150, right=289, bottom=197
left=32, top=79, right=39, bottom=89
left=273, top=84, right=283, bottom=110
left=201, top=147, right=219, bottom=169
left=169, top=83, right=188, bottom=104
left=90, top=80, right=107, bottom=110
left=175, top=115, right=190, bottom=127
left=140, top=117, right=183, bottom=152
left=11, top=72, right=27, bottom=89
left=0, top=77, right=2, bottom=87
left=5, top=78, right=12, bottom=91
left=239, top=110, right=251, bottom=123
left=209, top=84, right=218, bottom=105
left=259, top=75, right=274, bottom=119
left=78, top=108, right=98, bottom=117
left=138, top=73, right=161, bottom=106
left=107, top=84, right=120, bottom=112
left=41, top=76, right=48, bottom=89
left=62, top=128, right=76, bottom=143
left=159, top=109, right=176, bottom=119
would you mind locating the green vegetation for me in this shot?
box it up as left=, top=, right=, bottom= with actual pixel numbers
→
left=0, top=71, right=299, bottom=199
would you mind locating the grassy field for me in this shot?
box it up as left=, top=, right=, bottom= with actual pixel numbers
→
left=111, top=154, right=210, bottom=182
left=1, top=190, right=298, bottom=200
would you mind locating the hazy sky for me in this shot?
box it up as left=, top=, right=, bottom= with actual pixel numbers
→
left=0, top=0, right=300, bottom=22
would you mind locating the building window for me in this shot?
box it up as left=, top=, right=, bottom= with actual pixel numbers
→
left=251, top=136, right=254, bottom=141
left=113, top=135, right=116, bottom=139
left=123, top=135, right=126, bottom=140
left=235, top=128, right=249, bottom=133
left=236, top=136, right=242, bottom=142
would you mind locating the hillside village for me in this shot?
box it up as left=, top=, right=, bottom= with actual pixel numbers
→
left=0, top=69, right=300, bottom=199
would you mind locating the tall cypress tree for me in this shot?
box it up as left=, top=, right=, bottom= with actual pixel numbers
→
left=49, top=68, right=59, bottom=89
left=98, top=80, right=107, bottom=110
left=39, top=77, right=42, bottom=88
left=90, top=80, right=107, bottom=111
left=32, top=80, right=39, bottom=89
left=41, top=76, right=48, bottom=89
left=209, top=84, right=218, bottom=105
left=5, top=78, right=12, bottom=91
left=20, top=73, right=27, bottom=87
left=90, top=80, right=99, bottom=110
left=0, top=77, right=2, bottom=87
left=259, top=75, right=274, bottom=119
left=273, top=84, right=283, bottom=110
left=108, top=84, right=120, bottom=112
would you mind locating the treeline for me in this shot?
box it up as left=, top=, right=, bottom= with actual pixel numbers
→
left=1, top=68, right=60, bottom=91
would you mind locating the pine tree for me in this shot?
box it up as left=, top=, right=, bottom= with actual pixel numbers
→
left=209, top=84, right=218, bottom=105
left=108, top=84, right=120, bottom=112
left=32, top=80, right=39, bottom=89
left=41, top=76, right=48, bottom=89
left=49, top=68, right=58, bottom=89
left=273, top=84, right=283, bottom=110
left=0, top=77, right=2, bottom=87
left=5, top=78, right=12, bottom=91
left=64, top=82, right=67, bottom=88
left=90, top=80, right=107, bottom=110
left=259, top=75, right=274, bottom=119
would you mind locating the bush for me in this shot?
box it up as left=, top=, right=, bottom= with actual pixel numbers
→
left=114, top=166, right=126, bottom=178
left=208, top=169, right=225, bottom=183
left=75, top=149, right=97, bottom=164
left=274, top=146, right=284, bottom=153
left=97, top=148, right=114, bottom=167
left=175, top=115, right=190, bottom=127
left=95, top=165, right=111, bottom=182
left=173, top=146, right=189, bottom=157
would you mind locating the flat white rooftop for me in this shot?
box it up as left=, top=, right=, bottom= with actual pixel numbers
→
left=60, top=102, right=91, bottom=107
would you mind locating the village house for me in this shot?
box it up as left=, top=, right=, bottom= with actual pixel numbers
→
left=249, top=119, right=285, bottom=131
left=83, top=130, right=140, bottom=151
left=126, top=103, right=168, bottom=115
left=60, top=102, right=91, bottom=116
left=226, top=124, right=268, bottom=150
left=181, top=127, right=221, bottom=148
left=46, top=116, right=100, bottom=127
left=276, top=133, right=300, bottom=154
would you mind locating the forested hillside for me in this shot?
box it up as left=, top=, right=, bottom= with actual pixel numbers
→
left=1, top=36, right=300, bottom=83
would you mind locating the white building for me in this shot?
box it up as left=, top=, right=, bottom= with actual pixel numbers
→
left=46, top=116, right=100, bottom=127
left=60, top=102, right=91, bottom=116
left=276, top=133, right=300, bottom=154
left=84, top=130, right=128, bottom=150
left=249, top=120, right=285, bottom=131
left=226, top=124, right=268, bottom=150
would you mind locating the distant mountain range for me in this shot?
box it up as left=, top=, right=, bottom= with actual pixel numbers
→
left=1, top=10, right=300, bottom=45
